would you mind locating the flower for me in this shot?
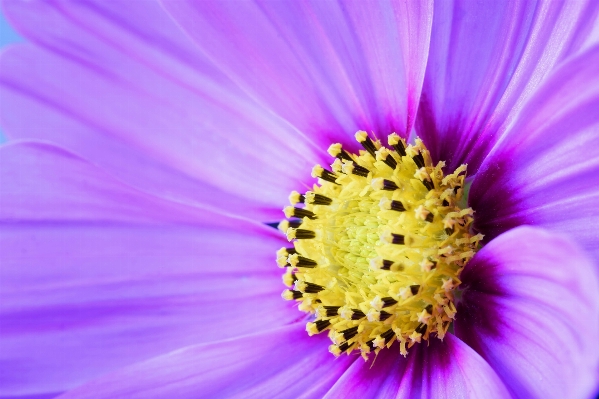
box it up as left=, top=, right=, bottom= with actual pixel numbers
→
left=1, top=1, right=599, bottom=398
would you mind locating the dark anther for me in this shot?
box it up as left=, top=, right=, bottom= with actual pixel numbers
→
left=415, top=323, right=428, bottom=335
left=294, top=229, right=316, bottom=239
left=382, top=297, right=398, bottom=308
left=445, top=227, right=454, bottom=235
left=309, top=193, right=333, bottom=206
left=381, top=179, right=399, bottom=191
left=290, top=274, right=298, bottom=283
left=288, top=219, right=302, bottom=229
left=366, top=339, right=375, bottom=351
left=319, top=169, right=339, bottom=184
left=421, top=179, right=435, bottom=191
left=352, top=163, right=370, bottom=177
left=359, top=136, right=378, bottom=158
left=390, top=233, right=405, bottom=245
left=410, top=285, right=421, bottom=296
left=304, top=282, right=325, bottom=293
left=412, top=153, right=425, bottom=169
left=285, top=247, right=297, bottom=255
left=295, top=256, right=317, bottom=268
left=290, top=290, right=303, bottom=299
left=390, top=200, right=406, bottom=212
left=297, top=194, right=306, bottom=203
left=381, top=329, right=396, bottom=344
left=336, top=149, right=353, bottom=162
left=351, top=309, right=366, bottom=320
left=315, top=299, right=322, bottom=303
left=425, top=304, right=433, bottom=314
left=291, top=207, right=317, bottom=220
left=339, top=342, right=352, bottom=352
left=324, top=306, right=340, bottom=317
left=381, top=259, right=394, bottom=270
left=392, top=141, right=407, bottom=157
left=315, top=320, right=331, bottom=332
left=341, top=326, right=359, bottom=340
left=382, top=155, right=398, bottom=169
left=425, top=213, right=434, bottom=223
left=379, top=311, right=392, bottom=321
left=442, top=199, right=449, bottom=207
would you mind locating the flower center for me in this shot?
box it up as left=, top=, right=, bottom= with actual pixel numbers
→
left=277, top=132, right=481, bottom=359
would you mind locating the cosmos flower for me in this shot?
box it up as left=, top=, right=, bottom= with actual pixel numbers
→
left=1, top=0, right=599, bottom=398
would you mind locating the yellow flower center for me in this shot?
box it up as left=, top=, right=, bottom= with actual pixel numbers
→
left=277, top=131, right=482, bottom=359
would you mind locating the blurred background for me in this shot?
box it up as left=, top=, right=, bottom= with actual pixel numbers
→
left=0, top=10, right=23, bottom=143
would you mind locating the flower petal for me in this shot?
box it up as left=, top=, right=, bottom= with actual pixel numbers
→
left=161, top=0, right=433, bottom=141
left=418, top=0, right=599, bottom=173
left=456, top=226, right=599, bottom=399
left=322, top=335, right=509, bottom=398
left=0, top=142, right=293, bottom=396
left=469, top=46, right=599, bottom=265
left=0, top=0, right=321, bottom=220
left=57, top=324, right=354, bottom=399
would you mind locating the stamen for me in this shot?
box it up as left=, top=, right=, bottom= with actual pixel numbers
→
left=388, top=133, right=407, bottom=156
left=288, top=254, right=317, bottom=268
left=284, top=206, right=317, bottom=220
left=278, top=131, right=477, bottom=358
left=277, top=219, right=302, bottom=232
left=327, top=143, right=353, bottom=162
left=311, top=165, right=338, bottom=184
left=355, top=131, right=379, bottom=157
left=282, top=290, right=303, bottom=300
left=371, top=178, right=399, bottom=191
left=286, top=228, right=316, bottom=240
left=305, top=192, right=333, bottom=206
left=381, top=231, right=405, bottom=245
left=375, top=147, right=398, bottom=169
left=296, top=281, right=325, bottom=293
left=289, top=191, right=305, bottom=205
left=379, top=197, right=406, bottom=212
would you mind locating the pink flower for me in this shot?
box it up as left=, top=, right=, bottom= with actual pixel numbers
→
left=1, top=1, right=599, bottom=398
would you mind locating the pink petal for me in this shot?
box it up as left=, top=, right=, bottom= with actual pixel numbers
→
left=456, top=226, right=599, bottom=399
left=323, top=335, right=509, bottom=398
left=57, top=324, right=355, bottom=399
left=161, top=0, right=434, bottom=141
left=418, top=0, right=599, bottom=174
left=0, top=0, right=321, bottom=221
left=469, top=46, right=599, bottom=265
left=0, top=142, right=293, bottom=396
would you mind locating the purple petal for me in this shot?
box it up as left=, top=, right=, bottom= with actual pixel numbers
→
left=0, top=0, right=322, bottom=221
left=418, top=0, right=599, bottom=174
left=0, top=142, right=294, bottom=396
left=57, top=324, right=354, bottom=399
left=469, top=46, right=599, bottom=265
left=323, top=334, right=509, bottom=398
left=161, top=0, right=434, bottom=142
left=456, top=226, right=599, bottom=399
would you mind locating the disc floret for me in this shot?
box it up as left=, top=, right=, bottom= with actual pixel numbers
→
left=278, top=132, right=481, bottom=359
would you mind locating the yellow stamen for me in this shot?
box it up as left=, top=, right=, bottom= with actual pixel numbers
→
left=277, top=132, right=479, bottom=358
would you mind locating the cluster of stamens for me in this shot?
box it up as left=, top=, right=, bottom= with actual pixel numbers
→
left=277, top=131, right=481, bottom=359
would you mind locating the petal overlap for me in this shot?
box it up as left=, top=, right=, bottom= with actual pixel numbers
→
left=323, top=334, right=509, bottom=399
left=470, top=46, right=599, bottom=265
left=456, top=226, right=599, bottom=399
left=418, top=0, right=599, bottom=174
